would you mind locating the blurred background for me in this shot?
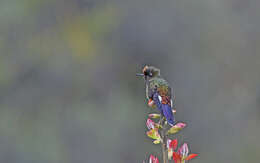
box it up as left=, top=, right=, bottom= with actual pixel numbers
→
left=0, top=0, right=260, bottom=162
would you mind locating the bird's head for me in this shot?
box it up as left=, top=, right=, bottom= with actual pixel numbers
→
left=136, top=65, right=160, bottom=80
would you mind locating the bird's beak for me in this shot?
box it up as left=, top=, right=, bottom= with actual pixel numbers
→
left=136, top=73, right=147, bottom=81
left=136, top=73, right=144, bottom=77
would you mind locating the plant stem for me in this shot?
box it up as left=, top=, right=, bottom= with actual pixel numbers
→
left=160, top=118, right=168, bottom=163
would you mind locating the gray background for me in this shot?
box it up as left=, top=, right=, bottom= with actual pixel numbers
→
left=0, top=0, right=260, bottom=162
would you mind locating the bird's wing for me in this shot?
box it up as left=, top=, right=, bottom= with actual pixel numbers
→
left=157, top=84, right=172, bottom=106
left=153, top=91, right=175, bottom=126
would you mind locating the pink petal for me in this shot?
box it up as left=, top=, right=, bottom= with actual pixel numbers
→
left=146, top=118, right=155, bottom=129
left=167, top=139, right=171, bottom=148
left=178, top=143, right=189, bottom=157
left=149, top=155, right=155, bottom=163
left=175, top=122, right=186, bottom=128
left=149, top=154, right=159, bottom=163
left=154, top=157, right=159, bottom=163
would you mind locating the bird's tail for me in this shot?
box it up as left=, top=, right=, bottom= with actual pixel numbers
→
left=162, top=104, right=175, bottom=126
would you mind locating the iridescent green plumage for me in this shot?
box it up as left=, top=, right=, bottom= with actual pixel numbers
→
left=137, top=65, right=176, bottom=125
left=143, top=66, right=174, bottom=107
left=146, top=77, right=172, bottom=105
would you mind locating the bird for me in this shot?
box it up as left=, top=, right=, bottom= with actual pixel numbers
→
left=137, top=65, right=175, bottom=126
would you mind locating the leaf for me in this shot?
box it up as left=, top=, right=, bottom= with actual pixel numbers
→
left=153, top=139, right=161, bottom=144
left=172, top=152, right=181, bottom=163
left=167, top=127, right=182, bottom=134
left=167, top=139, right=177, bottom=160
left=149, top=113, right=161, bottom=119
left=185, top=154, right=198, bottom=161
left=154, top=123, right=162, bottom=129
left=167, top=122, right=186, bottom=134
left=146, top=129, right=160, bottom=140
left=169, top=139, right=178, bottom=150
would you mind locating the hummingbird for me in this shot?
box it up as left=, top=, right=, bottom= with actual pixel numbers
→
left=137, top=65, right=175, bottom=126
